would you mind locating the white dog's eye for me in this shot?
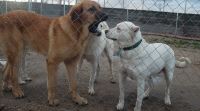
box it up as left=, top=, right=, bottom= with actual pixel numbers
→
left=117, top=27, right=121, bottom=31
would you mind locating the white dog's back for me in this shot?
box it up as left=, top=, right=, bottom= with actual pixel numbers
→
left=144, top=43, right=175, bottom=71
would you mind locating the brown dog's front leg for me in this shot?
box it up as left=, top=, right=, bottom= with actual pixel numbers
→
left=47, top=59, right=59, bottom=106
left=64, top=58, right=88, bottom=105
left=2, top=62, right=12, bottom=92
left=3, top=60, right=24, bottom=98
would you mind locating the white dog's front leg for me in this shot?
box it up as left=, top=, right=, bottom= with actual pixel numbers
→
left=18, top=51, right=32, bottom=84
left=18, top=53, right=26, bottom=85
left=116, top=73, right=126, bottom=110
left=134, top=78, right=145, bottom=111
left=18, top=76, right=26, bottom=85
left=144, top=79, right=153, bottom=98
left=88, top=60, right=98, bottom=95
left=105, top=45, right=116, bottom=83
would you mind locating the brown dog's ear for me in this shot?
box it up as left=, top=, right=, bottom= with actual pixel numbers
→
left=70, top=4, right=83, bottom=22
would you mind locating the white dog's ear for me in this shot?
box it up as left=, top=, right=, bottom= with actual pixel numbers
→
left=131, top=26, right=140, bottom=33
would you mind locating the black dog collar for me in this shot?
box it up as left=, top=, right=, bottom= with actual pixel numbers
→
left=113, top=39, right=143, bottom=57
left=122, top=39, right=142, bottom=51
left=107, top=38, right=117, bottom=41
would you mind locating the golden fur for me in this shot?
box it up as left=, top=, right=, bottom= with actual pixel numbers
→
left=0, top=0, right=107, bottom=106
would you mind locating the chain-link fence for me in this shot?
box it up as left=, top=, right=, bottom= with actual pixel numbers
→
left=0, top=0, right=200, bottom=111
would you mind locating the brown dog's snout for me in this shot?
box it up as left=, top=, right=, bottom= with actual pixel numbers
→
left=96, top=12, right=108, bottom=22
left=105, top=30, right=109, bottom=34
left=89, top=12, right=108, bottom=33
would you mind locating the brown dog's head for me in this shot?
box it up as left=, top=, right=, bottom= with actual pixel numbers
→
left=69, top=0, right=108, bottom=33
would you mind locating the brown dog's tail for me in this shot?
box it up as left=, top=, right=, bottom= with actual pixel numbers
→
left=175, top=57, right=191, bottom=68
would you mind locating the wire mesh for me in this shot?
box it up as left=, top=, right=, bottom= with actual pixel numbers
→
left=0, top=0, right=200, bottom=111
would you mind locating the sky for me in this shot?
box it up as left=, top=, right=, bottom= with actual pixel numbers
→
left=1, top=0, right=200, bottom=14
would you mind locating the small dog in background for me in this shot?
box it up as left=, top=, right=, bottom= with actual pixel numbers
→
left=106, top=21, right=191, bottom=111
left=0, top=53, right=32, bottom=85
left=18, top=52, right=32, bottom=84
left=0, top=59, right=6, bottom=69
left=80, top=21, right=116, bottom=95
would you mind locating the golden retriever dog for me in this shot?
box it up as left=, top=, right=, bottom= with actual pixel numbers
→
left=0, top=0, right=108, bottom=106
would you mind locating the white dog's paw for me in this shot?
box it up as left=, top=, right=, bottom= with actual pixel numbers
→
left=18, top=77, right=26, bottom=85
left=164, top=97, right=171, bottom=105
left=25, top=77, right=32, bottom=81
left=134, top=107, right=141, bottom=111
left=116, top=102, right=124, bottom=110
left=88, top=88, right=95, bottom=95
left=144, top=88, right=150, bottom=99
left=19, top=80, right=26, bottom=85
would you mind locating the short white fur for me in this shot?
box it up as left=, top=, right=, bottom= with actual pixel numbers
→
left=107, top=21, right=191, bottom=111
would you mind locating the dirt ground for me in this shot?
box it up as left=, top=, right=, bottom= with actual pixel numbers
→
left=0, top=37, right=200, bottom=111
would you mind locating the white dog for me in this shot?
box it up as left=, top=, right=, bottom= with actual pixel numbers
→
left=18, top=52, right=32, bottom=84
left=106, top=21, right=191, bottom=111
left=80, top=21, right=116, bottom=95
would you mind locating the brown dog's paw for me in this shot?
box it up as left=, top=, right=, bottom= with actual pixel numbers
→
left=73, top=95, right=88, bottom=105
left=48, top=99, right=60, bottom=106
left=12, top=87, right=24, bottom=98
left=2, top=81, right=12, bottom=92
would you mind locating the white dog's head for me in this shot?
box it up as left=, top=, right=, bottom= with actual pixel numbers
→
left=94, top=21, right=109, bottom=36
left=106, top=21, right=142, bottom=48
left=98, top=21, right=109, bottom=31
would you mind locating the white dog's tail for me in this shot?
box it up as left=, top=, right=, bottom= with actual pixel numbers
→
left=175, top=57, right=191, bottom=68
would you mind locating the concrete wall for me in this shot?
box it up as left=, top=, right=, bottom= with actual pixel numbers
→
left=0, top=1, right=200, bottom=38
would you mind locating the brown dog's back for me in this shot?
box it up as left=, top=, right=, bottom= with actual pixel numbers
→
left=0, top=10, right=52, bottom=55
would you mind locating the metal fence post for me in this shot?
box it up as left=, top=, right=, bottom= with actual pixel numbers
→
left=175, top=13, right=179, bottom=36
left=5, top=0, right=7, bottom=13
left=142, top=0, right=144, bottom=10
left=122, top=0, right=124, bottom=8
left=63, top=0, right=65, bottom=15
left=163, top=0, right=166, bottom=11
left=76, top=0, right=81, bottom=4
left=28, top=0, right=32, bottom=11
left=126, top=9, right=129, bottom=21
left=40, top=0, right=43, bottom=14
left=68, top=0, right=70, bottom=5
left=184, top=0, right=187, bottom=13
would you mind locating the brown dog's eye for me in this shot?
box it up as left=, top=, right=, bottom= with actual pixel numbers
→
left=88, top=6, right=96, bottom=13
